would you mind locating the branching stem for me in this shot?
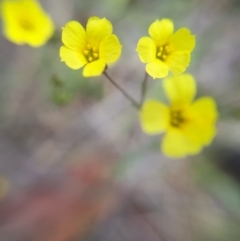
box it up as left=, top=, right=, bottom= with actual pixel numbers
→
left=103, top=71, right=141, bottom=109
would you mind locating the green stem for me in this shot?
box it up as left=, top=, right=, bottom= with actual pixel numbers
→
left=103, top=71, right=141, bottom=109
left=140, top=71, right=149, bottom=106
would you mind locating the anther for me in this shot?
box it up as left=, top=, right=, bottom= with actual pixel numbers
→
left=157, top=52, right=161, bottom=57
left=170, top=110, right=185, bottom=128
left=88, top=56, right=93, bottom=62
left=172, top=120, right=178, bottom=126
left=83, top=50, right=89, bottom=55
left=93, top=47, right=97, bottom=52
left=162, top=55, right=167, bottom=59
left=86, top=44, right=91, bottom=50
left=93, top=53, right=98, bottom=58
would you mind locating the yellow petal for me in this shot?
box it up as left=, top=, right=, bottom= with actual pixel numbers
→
left=23, top=13, right=54, bottom=47
left=148, top=18, right=174, bottom=46
left=60, top=46, right=87, bottom=69
left=2, top=0, right=54, bottom=47
left=146, top=59, right=169, bottom=79
left=161, top=129, right=201, bottom=158
left=182, top=121, right=216, bottom=147
left=83, top=59, right=106, bottom=77
left=2, top=0, right=24, bottom=45
left=140, top=100, right=170, bottom=134
left=99, top=34, right=122, bottom=64
left=30, top=18, right=54, bottom=47
left=163, top=74, right=196, bottom=105
left=184, top=97, right=218, bottom=145
left=169, top=28, right=195, bottom=52
left=86, top=16, right=113, bottom=47
left=190, top=97, right=218, bottom=123
left=166, top=51, right=190, bottom=74
left=62, top=21, right=86, bottom=51
left=136, top=37, right=156, bottom=63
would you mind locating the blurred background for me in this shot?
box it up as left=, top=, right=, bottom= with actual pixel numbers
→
left=1, top=0, right=240, bottom=240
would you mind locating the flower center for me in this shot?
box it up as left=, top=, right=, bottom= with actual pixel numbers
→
left=170, top=110, right=185, bottom=128
left=83, top=44, right=99, bottom=63
left=19, top=18, right=35, bottom=31
left=156, top=44, right=170, bottom=61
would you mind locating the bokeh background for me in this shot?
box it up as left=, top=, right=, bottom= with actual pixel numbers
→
left=1, top=0, right=240, bottom=240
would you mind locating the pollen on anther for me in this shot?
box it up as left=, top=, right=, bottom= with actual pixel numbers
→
left=157, top=52, right=161, bottom=57
left=88, top=56, right=93, bottom=62
left=162, top=55, right=167, bottom=59
left=93, top=53, right=98, bottom=58
left=171, top=120, right=178, bottom=126
left=83, top=50, right=89, bottom=55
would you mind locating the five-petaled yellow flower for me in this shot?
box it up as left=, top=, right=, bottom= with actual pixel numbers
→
left=140, top=74, right=218, bottom=158
left=60, top=17, right=122, bottom=77
left=1, top=0, right=55, bottom=47
left=136, top=19, right=195, bottom=79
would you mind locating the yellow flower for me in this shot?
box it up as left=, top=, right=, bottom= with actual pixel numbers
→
left=136, top=19, right=195, bottom=79
left=140, top=74, right=218, bottom=158
left=1, top=0, right=55, bottom=47
left=60, top=17, right=122, bottom=77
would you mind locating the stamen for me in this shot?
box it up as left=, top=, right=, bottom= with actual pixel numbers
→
left=83, top=44, right=99, bottom=63
left=156, top=45, right=170, bottom=60
left=83, top=50, right=89, bottom=55
left=171, top=110, right=185, bottom=127
left=20, top=19, right=35, bottom=31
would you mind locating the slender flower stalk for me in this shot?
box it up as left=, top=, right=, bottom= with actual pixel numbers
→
left=103, top=71, right=141, bottom=109
left=140, top=72, right=149, bottom=105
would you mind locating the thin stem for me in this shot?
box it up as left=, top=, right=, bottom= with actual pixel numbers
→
left=103, top=71, right=141, bottom=109
left=140, top=71, right=149, bottom=106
